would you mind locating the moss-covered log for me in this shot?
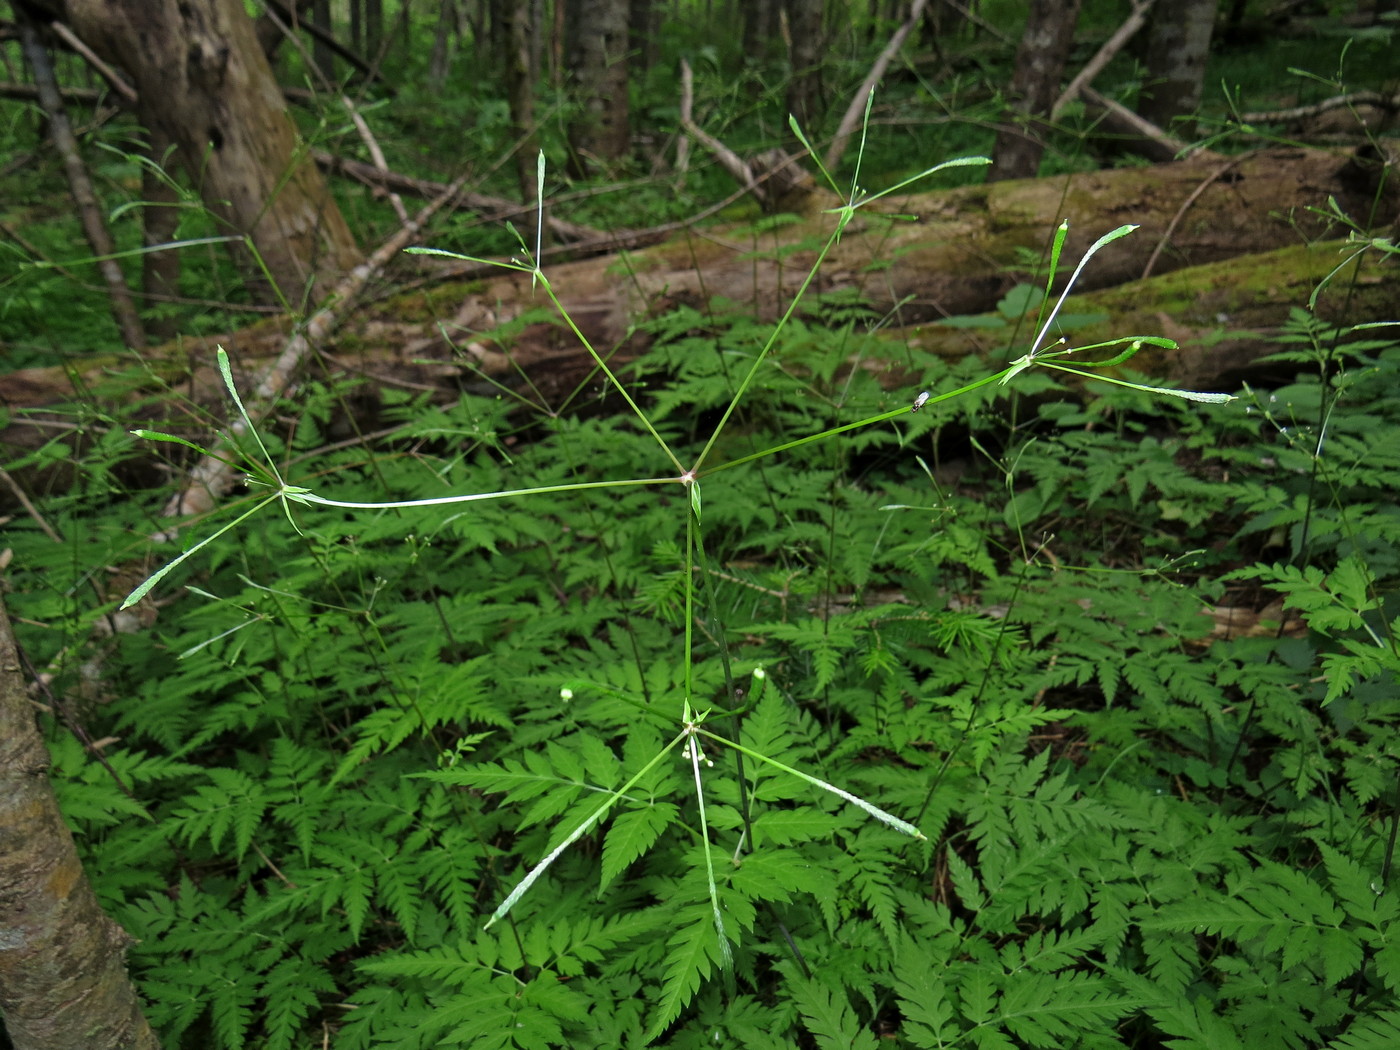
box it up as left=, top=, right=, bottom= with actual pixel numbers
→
left=2, top=143, right=1393, bottom=499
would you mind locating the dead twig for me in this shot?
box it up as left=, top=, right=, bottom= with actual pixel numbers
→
left=339, top=95, right=408, bottom=222
left=17, top=17, right=145, bottom=350
left=679, top=58, right=762, bottom=202
left=1142, top=157, right=1243, bottom=279
left=47, top=20, right=136, bottom=103
left=312, top=150, right=613, bottom=244
left=1052, top=0, right=1154, bottom=120
left=1235, top=92, right=1400, bottom=126
left=1079, top=86, right=1202, bottom=163
left=825, top=0, right=930, bottom=172
left=0, top=467, right=62, bottom=545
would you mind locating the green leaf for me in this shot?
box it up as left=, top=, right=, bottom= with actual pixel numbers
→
left=894, top=935, right=958, bottom=1046
left=997, top=972, right=1142, bottom=1048
left=599, top=802, right=677, bottom=892
left=1326, top=1011, right=1400, bottom=1050
left=791, top=977, right=880, bottom=1050
left=1147, top=997, right=1247, bottom=1050
left=646, top=904, right=733, bottom=1042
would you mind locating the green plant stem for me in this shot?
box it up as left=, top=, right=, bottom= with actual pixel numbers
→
left=695, top=728, right=924, bottom=839
left=294, top=476, right=679, bottom=510
left=699, top=371, right=1013, bottom=477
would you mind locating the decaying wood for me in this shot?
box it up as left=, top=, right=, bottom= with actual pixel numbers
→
left=339, top=94, right=408, bottom=222
left=312, top=149, right=612, bottom=244
left=1039, top=0, right=1199, bottom=164
left=260, top=0, right=379, bottom=88
left=54, top=0, right=365, bottom=308
left=0, top=81, right=102, bottom=104
left=1078, top=86, right=1200, bottom=163
left=3, top=143, right=1394, bottom=507
left=382, top=143, right=1392, bottom=385
left=1237, top=91, right=1400, bottom=127
left=46, top=20, right=136, bottom=103
left=679, top=58, right=765, bottom=205
left=0, top=597, right=160, bottom=1050
left=893, top=238, right=1400, bottom=390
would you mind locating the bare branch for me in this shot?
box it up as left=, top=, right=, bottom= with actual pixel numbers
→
left=825, top=0, right=930, bottom=172
left=18, top=18, right=145, bottom=350
left=1053, top=0, right=1155, bottom=120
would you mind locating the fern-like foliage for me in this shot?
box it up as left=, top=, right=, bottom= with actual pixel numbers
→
left=10, top=174, right=1399, bottom=1050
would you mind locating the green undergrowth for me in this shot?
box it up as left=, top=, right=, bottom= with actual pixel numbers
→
left=6, top=141, right=1400, bottom=1050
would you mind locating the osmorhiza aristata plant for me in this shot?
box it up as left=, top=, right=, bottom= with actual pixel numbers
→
left=121, top=128, right=1233, bottom=1037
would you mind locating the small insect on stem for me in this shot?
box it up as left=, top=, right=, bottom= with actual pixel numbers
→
left=911, top=391, right=931, bottom=412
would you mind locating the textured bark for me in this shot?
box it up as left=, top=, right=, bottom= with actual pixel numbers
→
left=142, top=123, right=182, bottom=343
left=564, top=0, right=631, bottom=174
left=785, top=0, right=826, bottom=133
left=0, top=599, right=159, bottom=1050
left=493, top=0, right=542, bottom=211
left=57, top=0, right=363, bottom=307
left=1138, top=0, right=1219, bottom=131
left=742, top=0, right=785, bottom=64
left=989, top=0, right=1083, bottom=181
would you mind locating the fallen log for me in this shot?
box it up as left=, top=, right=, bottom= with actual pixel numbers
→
left=2, top=144, right=1393, bottom=506
left=364, top=143, right=1393, bottom=390
left=892, top=238, right=1400, bottom=389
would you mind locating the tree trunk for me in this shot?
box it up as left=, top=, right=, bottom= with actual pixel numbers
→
left=564, top=0, right=631, bottom=175
left=141, top=123, right=182, bottom=343
left=0, top=599, right=160, bottom=1050
left=53, top=0, right=364, bottom=309
left=629, top=0, right=660, bottom=81
left=492, top=0, right=542, bottom=213
left=785, top=0, right=826, bottom=134
left=742, top=0, right=784, bottom=66
left=990, top=0, right=1083, bottom=181
left=1138, top=0, right=1219, bottom=133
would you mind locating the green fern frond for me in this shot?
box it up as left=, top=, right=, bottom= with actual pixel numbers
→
left=169, top=766, right=268, bottom=860
left=209, top=976, right=256, bottom=1050
left=260, top=959, right=335, bottom=1050
left=893, top=935, right=958, bottom=1047
left=791, top=976, right=881, bottom=1050
left=1327, top=1010, right=1400, bottom=1050
left=833, top=847, right=901, bottom=947
left=1145, top=996, right=1248, bottom=1050
left=646, top=902, right=736, bottom=1042
left=600, top=801, right=678, bottom=892
left=750, top=805, right=847, bottom=847
left=997, top=971, right=1145, bottom=1048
